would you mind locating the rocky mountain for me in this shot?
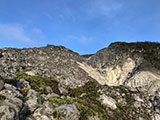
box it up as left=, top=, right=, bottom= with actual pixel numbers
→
left=81, top=42, right=160, bottom=93
left=0, top=42, right=160, bottom=120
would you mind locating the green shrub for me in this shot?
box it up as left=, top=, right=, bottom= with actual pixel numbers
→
left=19, top=88, right=30, bottom=102
left=47, top=96, right=108, bottom=120
left=47, top=81, right=109, bottom=119
left=68, top=81, right=100, bottom=100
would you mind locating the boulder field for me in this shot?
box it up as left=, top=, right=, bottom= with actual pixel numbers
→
left=0, top=42, right=160, bottom=120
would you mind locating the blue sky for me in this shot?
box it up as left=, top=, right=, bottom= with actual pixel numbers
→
left=0, top=0, right=160, bottom=54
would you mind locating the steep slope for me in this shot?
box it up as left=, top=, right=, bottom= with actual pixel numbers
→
left=79, top=42, right=160, bottom=93
left=0, top=42, right=160, bottom=120
left=0, top=45, right=94, bottom=88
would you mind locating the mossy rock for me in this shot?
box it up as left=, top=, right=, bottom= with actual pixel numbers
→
left=47, top=81, right=109, bottom=119
left=16, top=71, right=60, bottom=95
left=68, top=81, right=100, bottom=100
left=47, top=97, right=109, bottom=120
left=53, top=110, right=65, bottom=120
left=112, top=102, right=138, bottom=120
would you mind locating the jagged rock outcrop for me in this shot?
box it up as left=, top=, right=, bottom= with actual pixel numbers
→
left=0, top=42, right=160, bottom=119
left=80, top=42, right=160, bottom=93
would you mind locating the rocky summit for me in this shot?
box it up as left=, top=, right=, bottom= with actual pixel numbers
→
left=0, top=42, right=160, bottom=120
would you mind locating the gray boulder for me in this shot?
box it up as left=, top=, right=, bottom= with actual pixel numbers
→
left=26, top=89, right=40, bottom=113
left=0, top=80, right=4, bottom=90
left=4, top=83, right=17, bottom=90
left=99, top=94, right=117, bottom=110
left=0, top=88, right=22, bottom=99
left=17, top=79, right=31, bottom=89
left=55, top=104, right=80, bottom=120
left=0, top=106, right=16, bottom=120
left=0, top=98, right=23, bottom=120
left=32, top=101, right=54, bottom=120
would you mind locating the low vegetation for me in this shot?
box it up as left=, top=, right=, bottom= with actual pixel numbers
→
left=16, top=71, right=60, bottom=94
left=113, top=102, right=138, bottom=120
left=47, top=81, right=109, bottom=120
left=19, top=88, right=30, bottom=102
left=47, top=97, right=108, bottom=120
left=15, top=71, right=152, bottom=120
left=0, top=95, right=6, bottom=101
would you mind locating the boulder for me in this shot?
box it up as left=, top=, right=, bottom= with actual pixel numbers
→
left=99, top=94, right=117, bottom=110
left=0, top=80, right=4, bottom=90
left=26, top=89, right=40, bottom=113
left=0, top=98, right=24, bottom=120
left=0, top=106, right=16, bottom=120
left=17, top=79, right=31, bottom=89
left=32, top=101, right=54, bottom=120
left=55, top=104, right=80, bottom=120
left=0, top=88, right=22, bottom=99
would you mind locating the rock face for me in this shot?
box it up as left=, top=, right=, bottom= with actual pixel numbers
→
left=0, top=42, right=160, bottom=119
left=84, top=42, right=160, bottom=92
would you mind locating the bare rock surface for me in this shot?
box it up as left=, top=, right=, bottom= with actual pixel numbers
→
left=26, top=89, right=40, bottom=113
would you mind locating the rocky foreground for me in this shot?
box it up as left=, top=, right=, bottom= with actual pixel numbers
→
left=0, top=42, right=160, bottom=120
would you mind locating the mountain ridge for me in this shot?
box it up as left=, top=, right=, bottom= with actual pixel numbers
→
left=0, top=41, right=160, bottom=120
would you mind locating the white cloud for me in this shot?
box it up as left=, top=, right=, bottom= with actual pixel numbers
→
left=0, top=24, right=35, bottom=45
left=85, top=0, right=123, bottom=18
